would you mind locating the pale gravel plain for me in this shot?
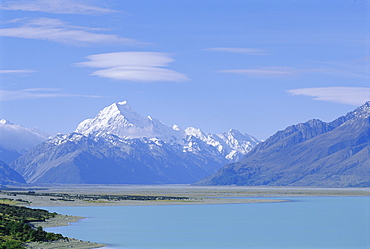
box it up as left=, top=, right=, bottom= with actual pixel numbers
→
left=2, top=184, right=369, bottom=249
left=24, top=239, right=107, bottom=249
left=2, top=184, right=370, bottom=207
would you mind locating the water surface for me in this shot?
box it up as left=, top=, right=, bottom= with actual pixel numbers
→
left=43, top=197, right=370, bottom=248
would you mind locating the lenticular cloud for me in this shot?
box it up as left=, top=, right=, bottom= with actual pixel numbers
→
left=78, top=52, right=173, bottom=68
left=0, top=18, right=140, bottom=46
left=77, top=52, right=188, bottom=82
left=287, top=87, right=370, bottom=106
left=0, top=0, right=116, bottom=14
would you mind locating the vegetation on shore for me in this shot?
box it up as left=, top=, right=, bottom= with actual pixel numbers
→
left=0, top=204, right=65, bottom=249
left=2, top=191, right=191, bottom=203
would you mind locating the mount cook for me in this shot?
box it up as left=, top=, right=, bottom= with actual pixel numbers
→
left=10, top=101, right=259, bottom=184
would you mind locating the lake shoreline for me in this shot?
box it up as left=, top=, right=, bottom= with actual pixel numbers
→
left=24, top=238, right=107, bottom=249
left=2, top=185, right=369, bottom=249
left=25, top=215, right=108, bottom=249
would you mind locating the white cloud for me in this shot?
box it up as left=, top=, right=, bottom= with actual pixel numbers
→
left=219, top=67, right=295, bottom=77
left=0, top=0, right=116, bottom=14
left=91, top=67, right=187, bottom=82
left=218, top=67, right=352, bottom=78
left=287, top=87, right=370, bottom=106
left=0, top=18, right=142, bottom=46
left=77, top=52, right=188, bottom=82
left=77, top=52, right=173, bottom=68
left=0, top=69, right=35, bottom=74
left=0, top=88, right=101, bottom=101
left=206, top=47, right=267, bottom=55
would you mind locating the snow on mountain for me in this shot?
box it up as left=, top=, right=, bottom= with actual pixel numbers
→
left=346, top=101, right=370, bottom=119
left=331, top=101, right=370, bottom=127
left=171, top=124, right=181, bottom=131
left=76, top=101, right=183, bottom=144
left=184, top=127, right=259, bottom=161
left=13, top=131, right=226, bottom=184
left=10, top=101, right=260, bottom=184
left=0, top=119, right=52, bottom=154
left=213, top=129, right=259, bottom=160
left=75, top=101, right=259, bottom=162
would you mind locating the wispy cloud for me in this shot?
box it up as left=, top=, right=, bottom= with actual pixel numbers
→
left=219, top=67, right=296, bottom=78
left=287, top=87, right=370, bottom=106
left=0, top=0, right=116, bottom=14
left=309, top=58, right=370, bottom=79
left=218, top=66, right=364, bottom=79
left=206, top=47, right=267, bottom=55
left=205, top=47, right=268, bottom=55
left=77, top=52, right=188, bottom=82
left=0, top=69, right=35, bottom=74
left=0, top=18, right=142, bottom=46
left=0, top=88, right=101, bottom=101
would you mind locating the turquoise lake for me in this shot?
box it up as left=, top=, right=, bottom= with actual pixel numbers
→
left=42, top=196, right=370, bottom=249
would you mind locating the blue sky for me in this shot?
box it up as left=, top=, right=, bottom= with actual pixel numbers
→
left=1, top=0, right=369, bottom=140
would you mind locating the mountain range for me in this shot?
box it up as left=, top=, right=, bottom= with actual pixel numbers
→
left=9, top=101, right=259, bottom=184
left=3, top=101, right=370, bottom=187
left=0, top=161, right=25, bottom=185
left=198, top=101, right=370, bottom=187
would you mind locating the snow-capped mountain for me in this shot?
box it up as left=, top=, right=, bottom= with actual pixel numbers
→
left=76, top=101, right=259, bottom=162
left=0, top=119, right=53, bottom=164
left=13, top=133, right=225, bottom=184
left=76, top=101, right=183, bottom=144
left=11, top=101, right=259, bottom=184
left=184, top=127, right=259, bottom=161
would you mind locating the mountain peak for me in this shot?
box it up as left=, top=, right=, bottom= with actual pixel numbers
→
left=76, top=101, right=152, bottom=138
left=75, top=101, right=184, bottom=142
left=117, top=100, right=128, bottom=106
left=330, top=101, right=370, bottom=128
left=110, top=100, right=136, bottom=116
left=172, top=124, right=181, bottom=131
left=352, top=101, right=370, bottom=118
left=0, top=119, right=12, bottom=125
left=185, top=127, right=205, bottom=138
left=99, top=101, right=145, bottom=124
left=227, top=129, right=242, bottom=135
left=115, top=101, right=136, bottom=114
left=73, top=101, right=259, bottom=162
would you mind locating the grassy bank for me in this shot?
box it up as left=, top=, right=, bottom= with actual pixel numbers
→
left=0, top=203, right=106, bottom=249
left=0, top=203, right=65, bottom=248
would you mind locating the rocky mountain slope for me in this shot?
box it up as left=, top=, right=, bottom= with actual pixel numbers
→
left=11, top=101, right=259, bottom=184
left=198, top=102, right=370, bottom=187
left=0, top=161, right=25, bottom=185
